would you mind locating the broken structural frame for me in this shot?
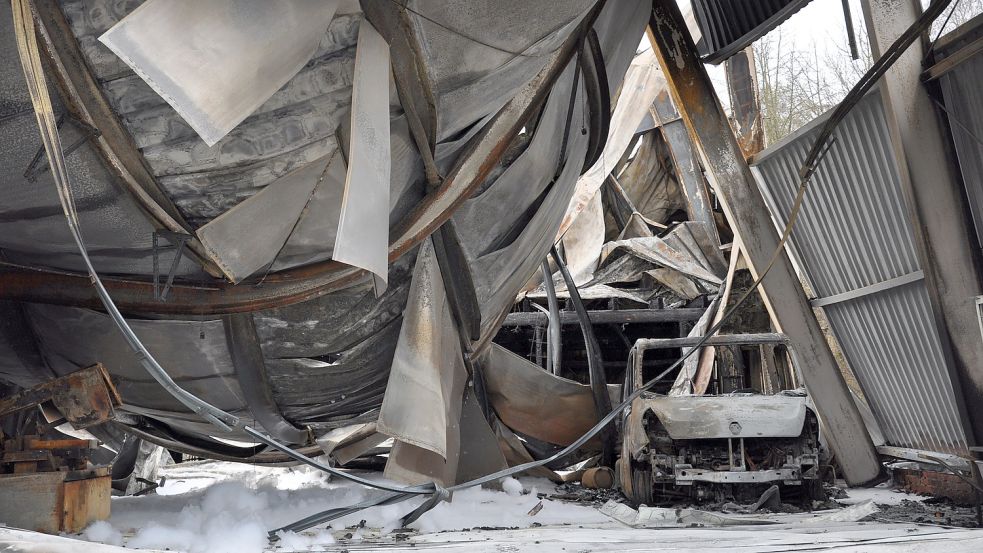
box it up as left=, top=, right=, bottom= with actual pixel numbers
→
left=502, top=307, right=705, bottom=326
left=647, top=0, right=880, bottom=484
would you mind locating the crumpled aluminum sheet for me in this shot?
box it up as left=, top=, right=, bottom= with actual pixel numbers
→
left=528, top=218, right=724, bottom=305
left=480, top=344, right=620, bottom=447
left=332, top=19, right=391, bottom=294
left=618, top=132, right=687, bottom=224
left=24, top=303, right=256, bottom=440
left=61, top=0, right=361, bottom=227
left=461, top=0, right=651, bottom=346
left=377, top=238, right=467, bottom=460
left=526, top=283, right=652, bottom=306
left=196, top=151, right=343, bottom=283
left=377, top=238, right=468, bottom=485
left=4, top=0, right=655, bottom=466
left=561, top=188, right=605, bottom=285
left=99, top=0, right=341, bottom=146
left=315, top=422, right=388, bottom=466
left=403, top=0, right=594, bottom=142
left=252, top=248, right=416, bottom=430
left=0, top=5, right=201, bottom=278
left=662, top=221, right=728, bottom=277
left=266, top=317, right=401, bottom=426
left=599, top=236, right=723, bottom=286
left=452, top=65, right=582, bottom=259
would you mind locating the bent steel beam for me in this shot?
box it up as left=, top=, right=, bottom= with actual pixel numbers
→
left=647, top=0, right=880, bottom=484
left=222, top=314, right=310, bottom=445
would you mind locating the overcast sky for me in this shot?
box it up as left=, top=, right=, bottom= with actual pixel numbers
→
left=639, top=0, right=977, bottom=115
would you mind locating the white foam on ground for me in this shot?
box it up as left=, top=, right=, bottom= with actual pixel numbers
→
left=77, top=460, right=606, bottom=552
left=501, top=476, right=524, bottom=497
left=82, top=520, right=123, bottom=546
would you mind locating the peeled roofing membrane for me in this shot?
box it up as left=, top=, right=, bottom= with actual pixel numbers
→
left=99, top=0, right=340, bottom=146
left=332, top=18, right=392, bottom=295
left=378, top=238, right=468, bottom=485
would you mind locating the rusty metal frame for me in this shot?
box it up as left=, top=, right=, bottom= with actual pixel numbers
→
left=0, top=364, right=120, bottom=429
left=2, top=2, right=605, bottom=316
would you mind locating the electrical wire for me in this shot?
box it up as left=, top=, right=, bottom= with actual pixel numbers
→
left=14, top=0, right=955, bottom=539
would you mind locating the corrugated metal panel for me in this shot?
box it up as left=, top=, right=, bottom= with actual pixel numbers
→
left=752, top=92, right=969, bottom=454
left=692, top=0, right=814, bottom=64
left=935, top=17, right=983, bottom=255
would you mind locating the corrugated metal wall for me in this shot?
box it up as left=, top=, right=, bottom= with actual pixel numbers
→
left=691, top=0, right=813, bottom=63
left=935, top=17, right=983, bottom=257
left=752, top=92, right=969, bottom=454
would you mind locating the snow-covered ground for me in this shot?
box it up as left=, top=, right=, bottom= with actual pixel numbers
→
left=2, top=459, right=982, bottom=552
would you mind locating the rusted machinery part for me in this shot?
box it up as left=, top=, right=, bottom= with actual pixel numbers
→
left=0, top=2, right=599, bottom=316
left=582, top=466, right=615, bottom=489
left=0, top=364, right=120, bottom=429
left=550, top=246, right=615, bottom=468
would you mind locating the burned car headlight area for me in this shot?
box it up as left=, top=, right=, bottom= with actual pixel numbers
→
left=619, top=394, right=824, bottom=506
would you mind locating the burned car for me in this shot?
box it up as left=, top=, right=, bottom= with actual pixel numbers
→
left=617, top=332, right=825, bottom=506
left=618, top=392, right=824, bottom=505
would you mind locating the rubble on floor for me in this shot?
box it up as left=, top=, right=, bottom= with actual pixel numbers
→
left=1, top=460, right=978, bottom=553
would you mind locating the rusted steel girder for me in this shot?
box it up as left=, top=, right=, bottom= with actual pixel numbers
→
left=647, top=0, right=880, bottom=485
left=2, top=3, right=605, bottom=315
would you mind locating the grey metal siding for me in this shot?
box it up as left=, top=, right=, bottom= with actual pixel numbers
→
left=936, top=21, right=983, bottom=255
left=753, top=92, right=968, bottom=454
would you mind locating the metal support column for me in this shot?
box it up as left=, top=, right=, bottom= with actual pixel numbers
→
left=647, top=0, right=881, bottom=484
left=651, top=87, right=722, bottom=247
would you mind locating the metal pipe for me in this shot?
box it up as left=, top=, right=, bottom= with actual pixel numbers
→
left=551, top=246, right=615, bottom=467
left=503, top=307, right=705, bottom=326
left=634, top=333, right=789, bottom=351
left=541, top=261, right=562, bottom=375
left=841, top=0, right=860, bottom=60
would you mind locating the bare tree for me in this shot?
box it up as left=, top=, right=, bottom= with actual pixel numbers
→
left=754, top=30, right=838, bottom=144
